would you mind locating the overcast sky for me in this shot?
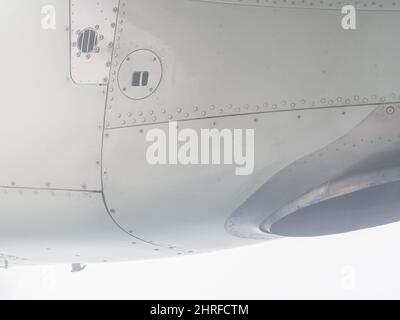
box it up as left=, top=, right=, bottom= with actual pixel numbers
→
left=1, top=221, right=399, bottom=300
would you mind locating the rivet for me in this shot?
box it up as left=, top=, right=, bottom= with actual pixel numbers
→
left=386, top=106, right=395, bottom=115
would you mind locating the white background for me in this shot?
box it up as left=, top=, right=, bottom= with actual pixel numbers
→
left=1, top=222, right=399, bottom=300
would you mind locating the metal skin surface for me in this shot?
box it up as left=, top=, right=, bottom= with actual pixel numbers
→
left=0, top=0, right=399, bottom=266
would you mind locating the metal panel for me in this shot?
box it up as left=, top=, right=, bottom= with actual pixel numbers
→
left=102, top=105, right=375, bottom=251
left=194, top=0, right=400, bottom=11
left=70, top=0, right=120, bottom=84
left=0, top=1, right=105, bottom=190
left=227, top=104, right=400, bottom=239
left=0, top=188, right=177, bottom=265
left=104, top=0, right=400, bottom=129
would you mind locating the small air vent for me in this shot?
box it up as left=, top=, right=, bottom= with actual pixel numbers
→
left=77, top=28, right=98, bottom=54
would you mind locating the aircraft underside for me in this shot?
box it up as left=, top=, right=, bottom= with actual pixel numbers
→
left=0, top=0, right=399, bottom=267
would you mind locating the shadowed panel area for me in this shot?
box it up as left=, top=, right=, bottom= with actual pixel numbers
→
left=269, top=181, right=400, bottom=237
